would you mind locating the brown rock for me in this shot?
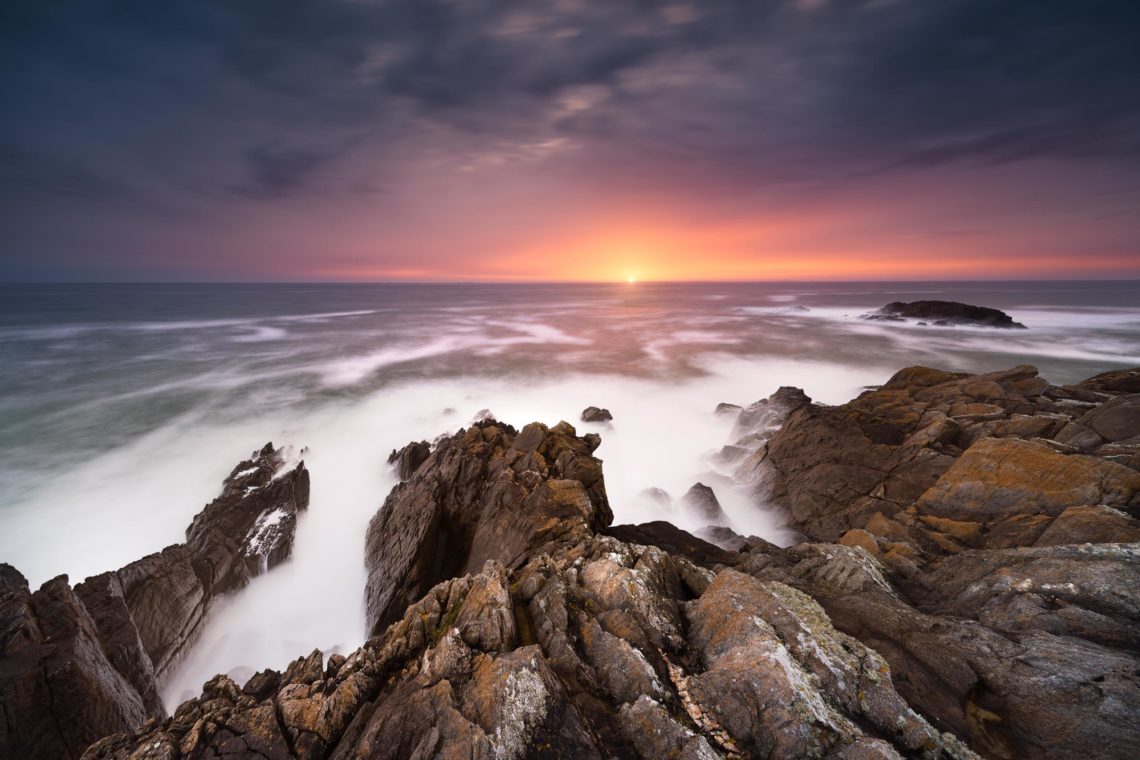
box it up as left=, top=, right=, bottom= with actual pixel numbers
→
left=387, top=440, right=431, bottom=480
left=916, top=437, right=1140, bottom=522
left=364, top=420, right=611, bottom=635
left=1034, top=505, right=1140, bottom=546
left=580, top=406, right=613, bottom=423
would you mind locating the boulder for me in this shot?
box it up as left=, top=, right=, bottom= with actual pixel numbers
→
left=1078, top=393, right=1140, bottom=442
left=915, top=437, right=1140, bottom=524
left=580, top=406, right=613, bottom=423
left=1077, top=367, right=1140, bottom=395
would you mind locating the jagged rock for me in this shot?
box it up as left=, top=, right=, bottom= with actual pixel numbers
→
left=920, top=543, right=1140, bottom=648
left=187, top=443, right=310, bottom=593
left=606, top=521, right=740, bottom=568
left=1, top=444, right=309, bottom=760
left=387, top=440, right=431, bottom=480
left=693, top=525, right=775, bottom=553
left=748, top=364, right=1140, bottom=542
left=680, top=482, right=728, bottom=525
left=734, top=386, right=811, bottom=437
left=862, top=301, right=1027, bottom=329
left=72, top=571, right=165, bottom=718
left=364, top=420, right=610, bottom=635
left=0, top=569, right=150, bottom=760
left=581, top=406, right=614, bottom=423
left=94, top=420, right=986, bottom=760
left=85, top=545, right=207, bottom=681
left=638, top=486, right=674, bottom=511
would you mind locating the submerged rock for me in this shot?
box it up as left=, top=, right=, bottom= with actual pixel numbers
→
left=680, top=482, right=729, bottom=525
left=581, top=405, right=614, bottom=423
left=862, top=300, right=1028, bottom=329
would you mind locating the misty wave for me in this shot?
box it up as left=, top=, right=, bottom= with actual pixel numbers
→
left=318, top=322, right=591, bottom=387
left=156, top=355, right=888, bottom=707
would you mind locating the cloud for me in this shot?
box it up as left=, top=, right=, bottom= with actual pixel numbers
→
left=231, top=143, right=349, bottom=200
left=1, top=0, right=1138, bottom=278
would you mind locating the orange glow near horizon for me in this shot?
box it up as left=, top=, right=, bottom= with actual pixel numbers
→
left=302, top=202, right=1140, bottom=283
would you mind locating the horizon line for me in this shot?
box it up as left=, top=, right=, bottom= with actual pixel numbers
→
left=4, top=277, right=1140, bottom=286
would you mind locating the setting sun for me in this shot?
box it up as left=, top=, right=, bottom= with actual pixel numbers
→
left=626, top=275, right=637, bottom=284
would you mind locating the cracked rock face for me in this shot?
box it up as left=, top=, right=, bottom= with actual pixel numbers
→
left=745, top=364, right=1139, bottom=544
left=364, top=419, right=610, bottom=636
left=0, top=444, right=308, bottom=760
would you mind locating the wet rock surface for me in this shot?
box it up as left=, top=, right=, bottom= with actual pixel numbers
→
left=0, top=444, right=308, bottom=760
left=862, top=301, right=1028, bottom=329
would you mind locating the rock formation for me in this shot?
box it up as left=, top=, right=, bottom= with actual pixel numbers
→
left=862, top=301, right=1027, bottom=329
left=17, top=365, right=1140, bottom=759
left=86, top=420, right=978, bottom=760
left=0, top=444, right=309, bottom=760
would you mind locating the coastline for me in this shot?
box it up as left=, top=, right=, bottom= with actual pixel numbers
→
left=3, top=362, right=1137, bottom=759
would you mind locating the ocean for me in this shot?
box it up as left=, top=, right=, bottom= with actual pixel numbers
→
left=2, top=280, right=1138, bottom=706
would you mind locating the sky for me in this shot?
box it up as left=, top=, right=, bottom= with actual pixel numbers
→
left=1, top=0, right=1139, bottom=282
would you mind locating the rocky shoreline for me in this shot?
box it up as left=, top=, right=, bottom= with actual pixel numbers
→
left=0, top=445, right=309, bottom=759
left=3, top=365, right=1138, bottom=759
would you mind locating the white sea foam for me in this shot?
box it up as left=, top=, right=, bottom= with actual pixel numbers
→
left=230, top=325, right=289, bottom=342
left=317, top=323, right=590, bottom=386
left=128, top=309, right=378, bottom=332
left=0, top=350, right=890, bottom=709
left=318, top=336, right=474, bottom=387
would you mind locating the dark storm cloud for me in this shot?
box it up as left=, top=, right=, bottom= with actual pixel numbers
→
left=232, top=143, right=356, bottom=200
left=1, top=0, right=1138, bottom=277
left=4, top=0, right=1138, bottom=191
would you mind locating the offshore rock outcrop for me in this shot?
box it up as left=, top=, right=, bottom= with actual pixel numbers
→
left=861, top=301, right=1027, bottom=329
left=0, top=444, right=308, bottom=760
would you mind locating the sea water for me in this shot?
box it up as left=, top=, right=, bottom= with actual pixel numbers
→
left=1, top=281, right=1137, bottom=706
